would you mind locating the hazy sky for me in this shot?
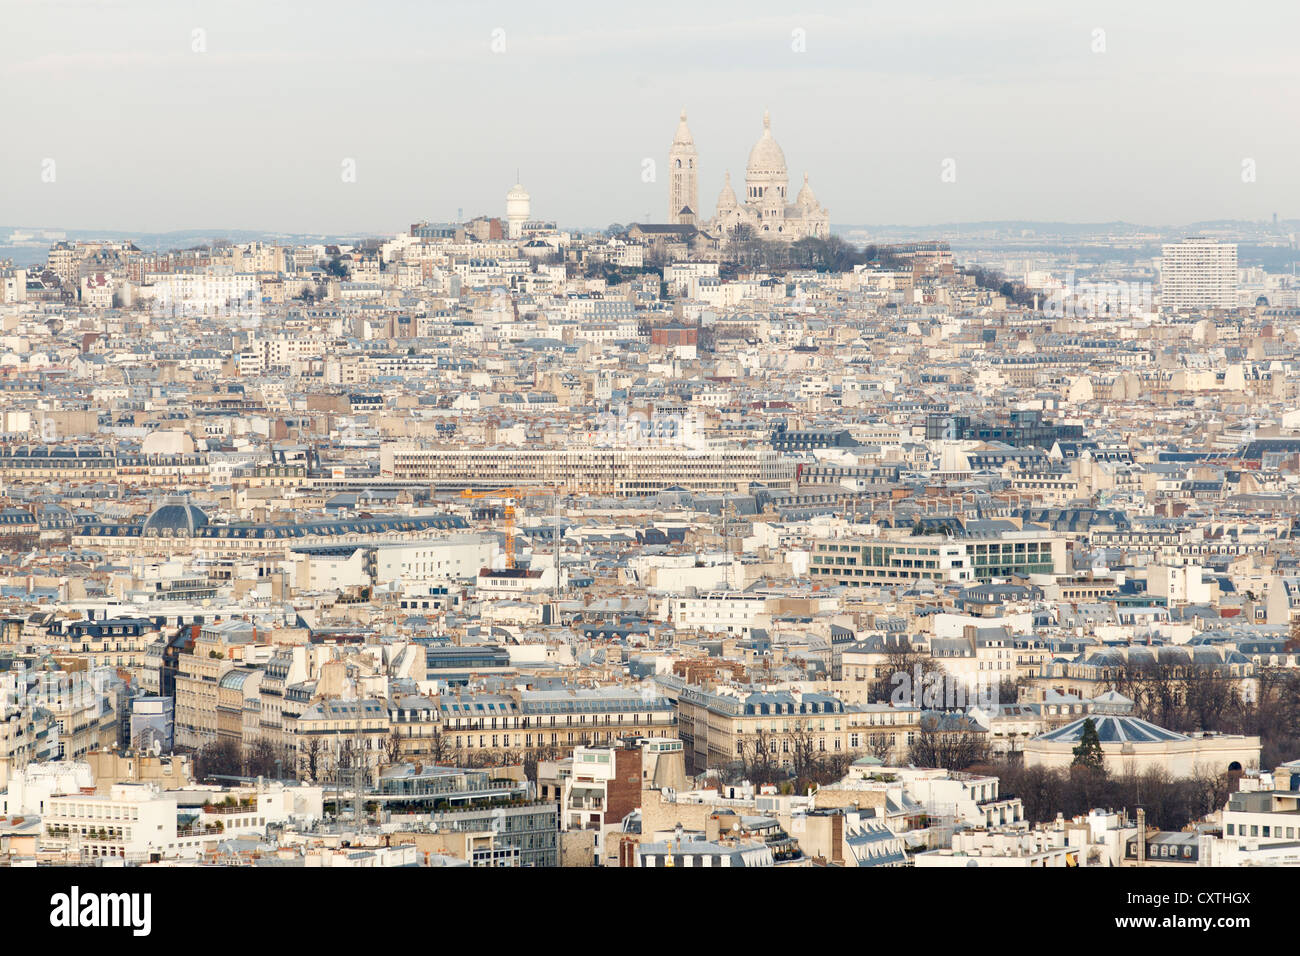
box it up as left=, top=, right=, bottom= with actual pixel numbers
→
left=2, top=0, right=1297, bottom=235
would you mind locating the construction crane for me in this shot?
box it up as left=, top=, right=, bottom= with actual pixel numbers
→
left=459, top=486, right=566, bottom=571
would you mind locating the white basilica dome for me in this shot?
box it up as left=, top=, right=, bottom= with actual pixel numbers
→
left=745, top=111, right=788, bottom=190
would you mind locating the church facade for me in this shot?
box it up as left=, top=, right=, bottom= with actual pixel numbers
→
left=668, top=109, right=829, bottom=243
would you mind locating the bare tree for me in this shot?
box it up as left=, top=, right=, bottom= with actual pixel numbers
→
left=427, top=727, right=451, bottom=765
left=868, top=640, right=946, bottom=705
left=524, top=743, right=561, bottom=783
left=384, top=729, right=404, bottom=766
left=195, top=738, right=242, bottom=780
left=739, top=729, right=780, bottom=787
left=243, top=739, right=282, bottom=778
left=865, top=733, right=896, bottom=765
left=907, top=714, right=990, bottom=770
left=302, top=737, right=323, bottom=782
left=1180, top=667, right=1238, bottom=733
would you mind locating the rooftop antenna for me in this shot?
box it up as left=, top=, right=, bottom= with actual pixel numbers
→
left=353, top=685, right=365, bottom=826
left=333, top=736, right=342, bottom=829
left=725, top=500, right=738, bottom=590
left=553, top=489, right=561, bottom=603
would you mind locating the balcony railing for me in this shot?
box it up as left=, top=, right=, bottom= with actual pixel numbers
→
left=177, top=823, right=224, bottom=836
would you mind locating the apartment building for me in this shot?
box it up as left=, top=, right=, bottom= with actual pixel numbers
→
left=1159, top=238, right=1238, bottom=310
left=174, top=620, right=259, bottom=749
left=41, top=670, right=119, bottom=762
left=671, top=592, right=770, bottom=636
left=435, top=688, right=678, bottom=764
left=293, top=697, right=390, bottom=785
left=379, top=442, right=795, bottom=495
left=635, top=835, right=774, bottom=867
left=49, top=615, right=157, bottom=671
left=670, top=683, right=852, bottom=775
left=0, top=702, right=59, bottom=788
left=537, top=743, right=643, bottom=863
left=377, top=765, right=560, bottom=867
left=41, top=783, right=209, bottom=862
left=373, top=534, right=499, bottom=585
left=809, top=521, right=1064, bottom=587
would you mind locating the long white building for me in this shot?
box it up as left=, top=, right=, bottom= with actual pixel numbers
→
left=379, top=443, right=795, bottom=495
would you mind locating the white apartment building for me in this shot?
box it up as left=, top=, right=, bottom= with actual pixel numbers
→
left=1, top=269, right=26, bottom=303
left=1, top=762, right=94, bottom=816
left=810, top=525, right=1064, bottom=586
left=914, top=826, right=1082, bottom=867
left=1215, top=762, right=1300, bottom=845
left=664, top=261, right=719, bottom=296
left=1159, top=238, right=1238, bottom=310
left=856, top=765, right=1027, bottom=830
left=380, top=443, right=794, bottom=495
left=190, top=784, right=315, bottom=839
left=294, top=547, right=371, bottom=591
left=143, top=272, right=260, bottom=314
left=672, top=592, right=770, bottom=636
left=635, top=835, right=774, bottom=867
left=373, top=534, right=499, bottom=585
left=41, top=784, right=208, bottom=862
left=1146, top=563, right=1213, bottom=606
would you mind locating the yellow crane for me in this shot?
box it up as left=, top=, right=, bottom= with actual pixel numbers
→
left=459, top=486, right=566, bottom=570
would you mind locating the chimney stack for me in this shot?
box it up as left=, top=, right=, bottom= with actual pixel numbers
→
left=1136, top=807, right=1146, bottom=866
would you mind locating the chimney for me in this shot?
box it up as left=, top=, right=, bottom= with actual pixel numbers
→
left=1136, top=808, right=1146, bottom=866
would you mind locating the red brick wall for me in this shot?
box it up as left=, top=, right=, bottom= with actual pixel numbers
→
left=605, top=746, right=642, bottom=827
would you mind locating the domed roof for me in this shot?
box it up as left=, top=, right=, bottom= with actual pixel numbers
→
left=746, top=111, right=787, bottom=180
left=716, top=171, right=739, bottom=209
left=506, top=182, right=530, bottom=201
left=795, top=173, right=818, bottom=207
left=1033, top=714, right=1188, bottom=745
left=142, top=499, right=208, bottom=536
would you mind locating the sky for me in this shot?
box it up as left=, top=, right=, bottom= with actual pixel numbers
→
left=2, top=0, right=1297, bottom=235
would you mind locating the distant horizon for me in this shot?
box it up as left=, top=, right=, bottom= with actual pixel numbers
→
left=5, top=0, right=1299, bottom=233
left=4, top=214, right=1298, bottom=243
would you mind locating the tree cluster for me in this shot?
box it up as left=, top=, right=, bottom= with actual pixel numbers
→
left=960, top=265, right=1038, bottom=307
left=1105, top=662, right=1300, bottom=768
left=194, top=738, right=295, bottom=782
left=977, top=759, right=1233, bottom=832
left=733, top=726, right=856, bottom=793
left=716, top=231, right=907, bottom=275
left=905, top=714, right=991, bottom=770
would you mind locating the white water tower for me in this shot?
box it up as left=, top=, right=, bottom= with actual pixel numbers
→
left=505, top=182, right=531, bottom=239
